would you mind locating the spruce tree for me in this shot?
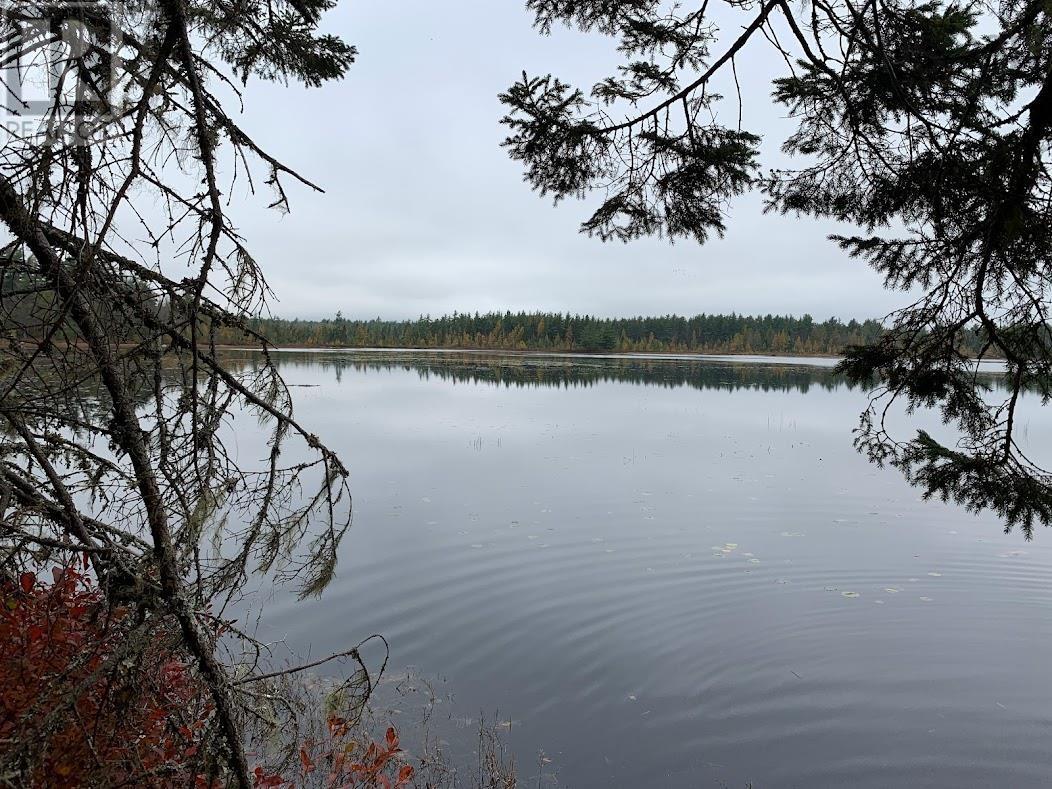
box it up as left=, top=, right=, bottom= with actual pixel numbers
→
left=0, top=3, right=357, bottom=784
left=501, top=0, right=1052, bottom=535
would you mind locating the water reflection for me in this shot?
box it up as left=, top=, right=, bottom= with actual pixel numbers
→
left=237, top=350, right=1049, bottom=789
left=223, top=349, right=1007, bottom=395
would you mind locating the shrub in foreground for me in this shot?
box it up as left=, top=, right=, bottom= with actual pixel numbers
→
left=0, top=565, right=420, bottom=788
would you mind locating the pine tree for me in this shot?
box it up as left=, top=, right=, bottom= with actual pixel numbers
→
left=0, top=3, right=356, bottom=784
left=501, top=0, right=1052, bottom=535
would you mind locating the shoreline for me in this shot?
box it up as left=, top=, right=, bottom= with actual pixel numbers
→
left=216, top=344, right=845, bottom=362
left=214, top=345, right=1009, bottom=370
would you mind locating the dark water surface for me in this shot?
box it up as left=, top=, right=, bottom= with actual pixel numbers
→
left=236, top=350, right=1052, bottom=788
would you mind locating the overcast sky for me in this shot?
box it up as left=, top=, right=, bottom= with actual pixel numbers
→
left=230, top=1, right=909, bottom=322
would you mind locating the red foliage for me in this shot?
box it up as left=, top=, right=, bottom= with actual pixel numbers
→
left=249, top=718, right=415, bottom=788
left=0, top=563, right=211, bottom=786
left=300, top=719, right=414, bottom=789
left=1, top=564, right=416, bottom=788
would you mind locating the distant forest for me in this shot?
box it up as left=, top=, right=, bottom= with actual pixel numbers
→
left=215, top=311, right=989, bottom=356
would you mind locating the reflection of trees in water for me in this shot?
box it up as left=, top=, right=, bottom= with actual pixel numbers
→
left=218, top=351, right=1013, bottom=395
left=365, top=356, right=848, bottom=393
left=219, top=350, right=1013, bottom=395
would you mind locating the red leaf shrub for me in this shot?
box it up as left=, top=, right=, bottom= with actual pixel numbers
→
left=0, top=564, right=212, bottom=786
left=1, top=564, right=417, bottom=788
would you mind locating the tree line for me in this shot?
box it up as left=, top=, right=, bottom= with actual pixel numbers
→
left=218, top=311, right=990, bottom=356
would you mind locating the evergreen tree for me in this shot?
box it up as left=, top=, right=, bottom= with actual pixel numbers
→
left=500, top=0, right=1052, bottom=535
left=0, top=3, right=356, bottom=784
left=224, top=310, right=896, bottom=355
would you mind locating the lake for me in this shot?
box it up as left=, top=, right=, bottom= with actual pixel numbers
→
left=232, top=350, right=1052, bottom=788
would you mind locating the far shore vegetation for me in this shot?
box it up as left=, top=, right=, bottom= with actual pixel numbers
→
left=221, top=311, right=994, bottom=357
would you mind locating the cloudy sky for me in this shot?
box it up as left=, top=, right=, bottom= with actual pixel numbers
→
left=231, top=1, right=908, bottom=322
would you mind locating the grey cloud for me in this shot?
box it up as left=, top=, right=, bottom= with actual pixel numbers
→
left=232, top=1, right=908, bottom=322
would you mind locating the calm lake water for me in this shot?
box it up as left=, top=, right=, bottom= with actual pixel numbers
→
left=233, top=350, right=1052, bottom=788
